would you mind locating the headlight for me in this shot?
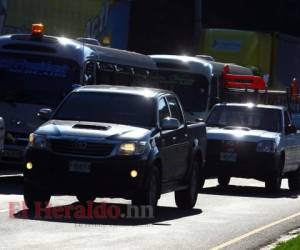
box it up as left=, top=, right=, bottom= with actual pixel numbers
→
left=117, top=141, right=148, bottom=156
left=28, top=133, right=48, bottom=149
left=256, top=140, right=277, bottom=153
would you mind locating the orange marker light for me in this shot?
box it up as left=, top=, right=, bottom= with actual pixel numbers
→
left=32, top=23, right=44, bottom=37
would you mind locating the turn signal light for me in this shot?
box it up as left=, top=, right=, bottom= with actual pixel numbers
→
left=32, top=23, right=44, bottom=37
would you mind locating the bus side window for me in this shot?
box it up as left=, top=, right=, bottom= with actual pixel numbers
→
left=84, top=61, right=96, bottom=84
left=132, top=67, right=158, bottom=88
left=96, top=62, right=115, bottom=85
left=114, top=64, right=132, bottom=86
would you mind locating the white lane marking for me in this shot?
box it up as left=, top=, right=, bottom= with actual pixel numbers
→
left=210, top=211, right=300, bottom=250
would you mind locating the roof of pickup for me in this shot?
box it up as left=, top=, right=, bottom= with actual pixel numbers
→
left=74, top=85, right=174, bottom=98
left=216, top=103, right=286, bottom=111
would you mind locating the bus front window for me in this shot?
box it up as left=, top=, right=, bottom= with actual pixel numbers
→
left=0, top=53, right=80, bottom=107
left=157, top=71, right=209, bottom=114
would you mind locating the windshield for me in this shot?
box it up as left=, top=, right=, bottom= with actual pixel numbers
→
left=54, top=92, right=156, bottom=127
left=0, top=53, right=80, bottom=107
left=156, top=71, right=209, bottom=113
left=206, top=106, right=283, bottom=132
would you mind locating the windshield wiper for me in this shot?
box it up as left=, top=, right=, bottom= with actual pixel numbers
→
left=223, top=126, right=251, bottom=131
left=206, top=123, right=225, bottom=128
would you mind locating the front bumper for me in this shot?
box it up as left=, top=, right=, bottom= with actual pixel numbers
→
left=24, top=148, right=150, bottom=199
left=205, top=139, right=280, bottom=179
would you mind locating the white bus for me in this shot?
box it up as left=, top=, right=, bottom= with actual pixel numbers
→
left=150, top=55, right=258, bottom=121
left=0, top=24, right=157, bottom=165
left=150, top=55, right=213, bottom=121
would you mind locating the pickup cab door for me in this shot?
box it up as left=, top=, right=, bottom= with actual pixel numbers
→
left=165, top=96, right=190, bottom=179
left=157, top=97, right=177, bottom=182
left=157, top=96, right=190, bottom=183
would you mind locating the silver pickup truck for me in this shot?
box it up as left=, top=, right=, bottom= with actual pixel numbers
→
left=204, top=103, right=300, bottom=193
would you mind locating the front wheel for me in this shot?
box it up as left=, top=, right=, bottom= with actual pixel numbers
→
left=288, top=167, right=300, bottom=192
left=24, top=183, right=51, bottom=211
left=218, top=176, right=231, bottom=188
left=132, top=166, right=160, bottom=214
left=265, top=159, right=283, bottom=194
left=175, top=158, right=199, bottom=210
left=76, top=195, right=96, bottom=204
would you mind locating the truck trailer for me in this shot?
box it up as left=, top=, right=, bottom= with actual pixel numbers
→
left=200, top=28, right=300, bottom=90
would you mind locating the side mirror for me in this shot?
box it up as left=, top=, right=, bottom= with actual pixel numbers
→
left=286, top=124, right=297, bottom=135
left=37, top=108, right=52, bottom=121
left=161, top=117, right=180, bottom=131
left=195, top=118, right=205, bottom=123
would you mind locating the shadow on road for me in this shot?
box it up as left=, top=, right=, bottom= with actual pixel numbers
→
left=200, top=185, right=299, bottom=199
left=14, top=202, right=202, bottom=226
left=0, top=175, right=23, bottom=195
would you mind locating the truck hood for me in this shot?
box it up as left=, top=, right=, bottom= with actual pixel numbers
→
left=36, top=120, right=152, bottom=141
left=207, top=127, right=280, bottom=142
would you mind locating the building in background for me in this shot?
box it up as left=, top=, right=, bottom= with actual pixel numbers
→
left=128, top=0, right=198, bottom=54
left=202, top=0, right=300, bottom=37
left=1, top=0, right=130, bottom=49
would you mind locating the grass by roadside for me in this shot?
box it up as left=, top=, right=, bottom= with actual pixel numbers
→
left=273, top=234, right=300, bottom=250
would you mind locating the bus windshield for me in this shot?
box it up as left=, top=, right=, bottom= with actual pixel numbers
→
left=0, top=53, right=80, bottom=107
left=156, top=71, right=209, bottom=113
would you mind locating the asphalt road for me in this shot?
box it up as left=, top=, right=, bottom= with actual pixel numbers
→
left=0, top=175, right=300, bottom=250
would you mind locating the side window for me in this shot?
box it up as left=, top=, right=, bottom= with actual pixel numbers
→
left=158, top=98, right=171, bottom=124
left=166, top=96, right=184, bottom=124
left=84, top=61, right=96, bottom=84
left=95, top=62, right=115, bottom=85
left=114, top=65, right=132, bottom=86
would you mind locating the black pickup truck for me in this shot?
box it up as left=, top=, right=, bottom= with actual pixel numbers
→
left=24, top=85, right=206, bottom=212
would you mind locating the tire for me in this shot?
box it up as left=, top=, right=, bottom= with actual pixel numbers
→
left=265, top=159, right=283, bottom=194
left=218, top=176, right=231, bottom=188
left=198, top=160, right=206, bottom=190
left=175, top=158, right=199, bottom=210
left=199, top=177, right=206, bottom=190
left=76, top=195, right=96, bottom=204
left=24, top=183, right=51, bottom=211
left=288, top=167, right=300, bottom=192
left=132, top=166, right=160, bottom=214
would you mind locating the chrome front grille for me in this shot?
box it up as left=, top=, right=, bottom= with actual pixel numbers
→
left=50, top=139, right=114, bottom=157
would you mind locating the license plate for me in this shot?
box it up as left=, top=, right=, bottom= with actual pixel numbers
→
left=69, top=161, right=91, bottom=173
left=2, top=150, right=23, bottom=159
left=220, top=152, right=237, bottom=162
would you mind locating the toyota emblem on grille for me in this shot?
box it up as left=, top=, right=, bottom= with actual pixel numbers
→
left=75, top=142, right=88, bottom=150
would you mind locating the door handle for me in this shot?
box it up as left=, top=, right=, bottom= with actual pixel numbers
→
left=172, top=136, right=177, bottom=141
